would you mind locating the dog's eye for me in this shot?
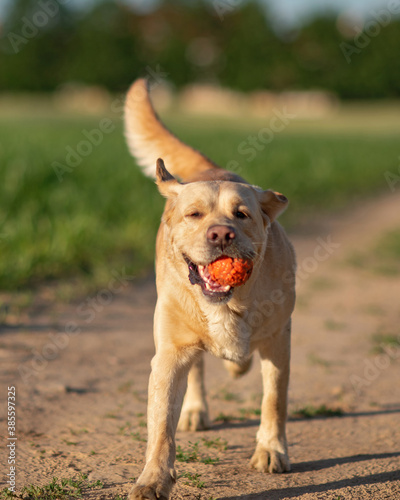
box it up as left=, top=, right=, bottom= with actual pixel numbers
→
left=186, top=211, right=203, bottom=218
left=234, top=211, right=247, bottom=219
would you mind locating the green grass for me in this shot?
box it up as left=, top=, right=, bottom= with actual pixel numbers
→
left=0, top=473, right=103, bottom=500
left=69, top=428, right=88, bottom=436
left=374, top=230, right=400, bottom=274
left=0, top=115, right=162, bottom=292
left=180, top=472, right=206, bottom=489
left=291, top=404, right=344, bottom=419
left=176, top=442, right=201, bottom=463
left=201, top=437, right=228, bottom=451
left=130, top=431, right=146, bottom=442
left=176, top=441, right=221, bottom=464
left=307, top=353, right=332, bottom=368
left=370, top=332, right=400, bottom=354
left=239, top=407, right=261, bottom=418
left=1, top=107, right=399, bottom=292
left=348, top=229, right=400, bottom=276
left=324, top=319, right=346, bottom=331
left=62, top=439, right=78, bottom=446
left=213, top=412, right=238, bottom=423
left=212, top=388, right=242, bottom=402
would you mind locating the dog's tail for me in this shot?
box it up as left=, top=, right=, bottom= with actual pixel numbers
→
left=124, top=79, right=218, bottom=181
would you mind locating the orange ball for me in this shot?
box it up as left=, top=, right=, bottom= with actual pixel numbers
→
left=208, top=256, right=253, bottom=287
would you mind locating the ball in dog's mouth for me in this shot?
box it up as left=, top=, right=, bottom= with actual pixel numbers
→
left=185, top=255, right=253, bottom=301
left=206, top=256, right=253, bottom=287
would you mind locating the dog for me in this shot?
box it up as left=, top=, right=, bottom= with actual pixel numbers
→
left=124, top=79, right=296, bottom=500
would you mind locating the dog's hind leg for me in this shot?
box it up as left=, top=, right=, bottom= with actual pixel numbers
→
left=177, top=352, right=210, bottom=431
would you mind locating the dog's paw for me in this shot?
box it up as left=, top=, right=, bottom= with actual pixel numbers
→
left=129, top=467, right=175, bottom=500
left=250, top=443, right=291, bottom=473
left=128, top=484, right=168, bottom=500
left=178, top=408, right=210, bottom=431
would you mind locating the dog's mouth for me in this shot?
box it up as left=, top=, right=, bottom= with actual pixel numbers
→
left=184, top=256, right=234, bottom=302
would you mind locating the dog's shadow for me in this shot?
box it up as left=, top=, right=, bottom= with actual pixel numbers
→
left=212, top=407, right=400, bottom=430
left=218, top=452, right=400, bottom=499
left=214, top=408, right=400, bottom=499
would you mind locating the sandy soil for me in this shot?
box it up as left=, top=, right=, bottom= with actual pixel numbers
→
left=1, top=191, right=400, bottom=499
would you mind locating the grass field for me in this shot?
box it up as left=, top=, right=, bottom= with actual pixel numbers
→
left=1, top=101, right=399, bottom=293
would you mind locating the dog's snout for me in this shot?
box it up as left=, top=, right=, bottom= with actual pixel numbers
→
left=207, top=225, right=236, bottom=249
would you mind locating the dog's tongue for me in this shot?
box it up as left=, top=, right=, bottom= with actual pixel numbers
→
left=198, top=265, right=231, bottom=293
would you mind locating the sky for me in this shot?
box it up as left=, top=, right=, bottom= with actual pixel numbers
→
left=0, top=0, right=397, bottom=25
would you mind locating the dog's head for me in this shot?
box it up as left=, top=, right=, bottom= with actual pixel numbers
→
left=156, top=159, right=288, bottom=304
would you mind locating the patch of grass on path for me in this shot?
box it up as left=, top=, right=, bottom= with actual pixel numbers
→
left=0, top=473, right=103, bottom=500
left=348, top=229, right=400, bottom=276
left=291, top=404, right=344, bottom=419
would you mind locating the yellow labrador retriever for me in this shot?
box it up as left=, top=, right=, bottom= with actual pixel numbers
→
left=124, top=79, right=296, bottom=500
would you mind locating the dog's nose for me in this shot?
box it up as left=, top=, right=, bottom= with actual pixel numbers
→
left=207, top=225, right=236, bottom=249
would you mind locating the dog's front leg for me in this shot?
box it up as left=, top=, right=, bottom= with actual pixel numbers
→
left=129, top=345, right=198, bottom=500
left=250, top=321, right=291, bottom=474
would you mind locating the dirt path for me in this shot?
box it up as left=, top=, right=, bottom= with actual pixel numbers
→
left=1, top=191, right=400, bottom=499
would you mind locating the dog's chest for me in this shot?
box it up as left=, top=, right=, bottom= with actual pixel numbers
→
left=202, top=306, right=251, bottom=362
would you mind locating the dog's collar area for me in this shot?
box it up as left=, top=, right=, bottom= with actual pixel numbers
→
left=183, top=255, right=233, bottom=303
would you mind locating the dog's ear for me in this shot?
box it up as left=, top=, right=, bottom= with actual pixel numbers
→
left=155, top=158, right=182, bottom=198
left=258, top=189, right=288, bottom=223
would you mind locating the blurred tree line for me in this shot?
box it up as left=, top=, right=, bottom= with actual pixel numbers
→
left=0, top=0, right=400, bottom=98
